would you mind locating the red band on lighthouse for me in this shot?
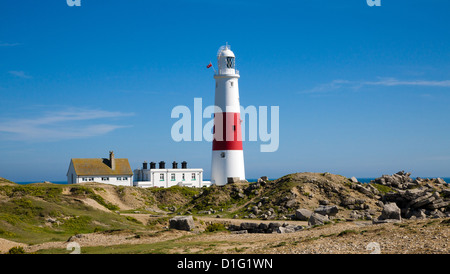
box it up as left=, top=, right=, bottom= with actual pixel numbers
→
left=212, top=112, right=243, bottom=151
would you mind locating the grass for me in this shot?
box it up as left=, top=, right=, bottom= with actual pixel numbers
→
left=0, top=190, right=149, bottom=245
left=370, top=183, right=395, bottom=194
left=0, top=184, right=63, bottom=201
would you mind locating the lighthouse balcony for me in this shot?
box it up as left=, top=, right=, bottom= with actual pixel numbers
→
left=214, top=69, right=239, bottom=77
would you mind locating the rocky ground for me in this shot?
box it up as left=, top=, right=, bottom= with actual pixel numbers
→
left=0, top=171, right=449, bottom=254
left=1, top=217, right=447, bottom=254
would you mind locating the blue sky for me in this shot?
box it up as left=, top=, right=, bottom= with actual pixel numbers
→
left=0, top=0, right=449, bottom=182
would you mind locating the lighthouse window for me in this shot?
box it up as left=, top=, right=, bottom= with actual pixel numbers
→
left=226, top=57, right=235, bottom=69
left=230, top=81, right=234, bottom=87
left=220, top=152, right=226, bottom=158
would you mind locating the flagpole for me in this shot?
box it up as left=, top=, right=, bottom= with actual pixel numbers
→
left=207, top=61, right=216, bottom=74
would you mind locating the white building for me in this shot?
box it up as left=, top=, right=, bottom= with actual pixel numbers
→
left=67, top=151, right=133, bottom=186
left=133, top=161, right=210, bottom=188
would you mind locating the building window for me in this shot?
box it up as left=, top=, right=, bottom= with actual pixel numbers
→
left=88, top=178, right=94, bottom=181
left=82, top=178, right=87, bottom=182
left=117, top=177, right=122, bottom=181
left=191, top=173, right=196, bottom=181
left=123, top=177, right=128, bottom=181
left=171, top=174, right=175, bottom=181
left=160, top=174, right=164, bottom=181
left=102, top=177, right=109, bottom=181
left=182, top=173, right=185, bottom=181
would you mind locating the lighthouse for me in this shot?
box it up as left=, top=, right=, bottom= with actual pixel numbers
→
left=211, top=44, right=245, bottom=186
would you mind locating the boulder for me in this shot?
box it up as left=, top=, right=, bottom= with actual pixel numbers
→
left=379, top=203, right=401, bottom=221
left=427, top=199, right=450, bottom=210
left=405, top=208, right=427, bottom=220
left=403, top=188, right=428, bottom=201
left=350, top=177, right=358, bottom=183
left=355, top=184, right=375, bottom=197
left=240, top=222, right=258, bottom=232
left=227, top=177, right=240, bottom=184
left=277, top=224, right=301, bottom=234
left=285, top=199, right=298, bottom=209
left=341, top=197, right=357, bottom=206
left=169, top=216, right=195, bottom=231
left=349, top=211, right=364, bottom=220
left=441, top=189, right=450, bottom=198
left=408, top=192, right=435, bottom=208
left=314, top=205, right=338, bottom=217
left=295, top=208, right=313, bottom=221
left=308, top=213, right=329, bottom=226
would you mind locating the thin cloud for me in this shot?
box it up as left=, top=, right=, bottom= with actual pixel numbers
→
left=363, top=78, right=450, bottom=87
left=0, top=42, right=21, bottom=47
left=0, top=108, right=134, bottom=142
left=301, top=78, right=450, bottom=94
left=8, top=70, right=32, bottom=79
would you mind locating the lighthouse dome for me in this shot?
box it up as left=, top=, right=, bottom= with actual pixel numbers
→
left=216, top=44, right=237, bottom=75
left=217, top=44, right=235, bottom=58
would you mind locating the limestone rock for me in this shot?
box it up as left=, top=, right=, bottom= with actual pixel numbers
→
left=314, top=205, right=338, bottom=217
left=169, top=216, right=195, bottom=231
left=308, top=212, right=329, bottom=226
left=379, top=203, right=401, bottom=221
left=295, top=208, right=313, bottom=221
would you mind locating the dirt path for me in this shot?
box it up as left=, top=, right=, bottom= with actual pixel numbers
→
left=2, top=218, right=448, bottom=254
left=0, top=238, right=27, bottom=253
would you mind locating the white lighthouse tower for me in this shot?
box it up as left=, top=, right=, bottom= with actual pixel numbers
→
left=211, top=44, right=245, bottom=186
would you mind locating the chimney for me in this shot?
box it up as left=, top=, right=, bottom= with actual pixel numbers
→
left=109, top=151, right=115, bottom=170
left=172, top=161, right=178, bottom=169
left=143, top=161, right=148, bottom=170
left=159, top=161, right=165, bottom=169
left=181, top=161, right=187, bottom=169
left=150, top=162, right=156, bottom=169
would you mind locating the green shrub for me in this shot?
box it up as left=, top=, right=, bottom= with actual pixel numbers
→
left=11, top=198, right=43, bottom=218
left=7, top=246, right=26, bottom=254
left=60, top=216, right=92, bottom=234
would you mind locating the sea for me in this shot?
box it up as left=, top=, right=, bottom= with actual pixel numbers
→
left=15, top=177, right=450, bottom=185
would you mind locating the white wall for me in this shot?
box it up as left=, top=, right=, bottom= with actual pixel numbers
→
left=134, top=168, right=205, bottom=188
left=76, top=176, right=133, bottom=187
